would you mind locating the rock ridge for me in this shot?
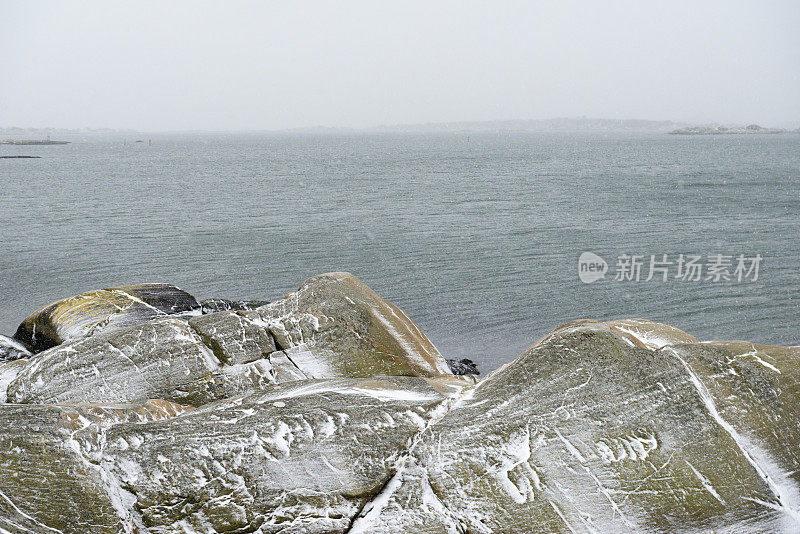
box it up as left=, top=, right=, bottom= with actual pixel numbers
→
left=0, top=274, right=798, bottom=532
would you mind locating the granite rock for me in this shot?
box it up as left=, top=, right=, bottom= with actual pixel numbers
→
left=0, top=399, right=190, bottom=533
left=355, top=321, right=800, bottom=533
left=13, top=283, right=199, bottom=352
left=249, top=272, right=451, bottom=378
left=3, top=278, right=799, bottom=533
left=0, top=334, right=30, bottom=361
left=199, top=298, right=271, bottom=314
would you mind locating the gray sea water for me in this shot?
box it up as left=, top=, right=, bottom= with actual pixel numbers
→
left=1, top=132, right=798, bottom=371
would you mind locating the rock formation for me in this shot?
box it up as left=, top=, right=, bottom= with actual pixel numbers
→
left=199, top=298, right=271, bottom=314
left=13, top=283, right=200, bottom=352
left=0, top=334, right=30, bottom=361
left=0, top=274, right=798, bottom=533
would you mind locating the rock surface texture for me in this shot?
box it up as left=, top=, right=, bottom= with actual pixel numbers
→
left=13, top=283, right=200, bottom=352
left=0, top=334, right=30, bottom=361
left=0, top=276, right=798, bottom=533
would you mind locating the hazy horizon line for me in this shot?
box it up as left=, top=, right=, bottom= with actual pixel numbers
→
left=3, top=115, right=799, bottom=135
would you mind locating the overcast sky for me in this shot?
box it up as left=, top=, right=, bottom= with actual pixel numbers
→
left=2, top=1, right=799, bottom=130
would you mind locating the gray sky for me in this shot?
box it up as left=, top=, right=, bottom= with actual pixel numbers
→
left=2, top=1, right=799, bottom=130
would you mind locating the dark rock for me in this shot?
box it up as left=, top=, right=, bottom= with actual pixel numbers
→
left=14, top=283, right=200, bottom=352
left=446, top=357, right=480, bottom=375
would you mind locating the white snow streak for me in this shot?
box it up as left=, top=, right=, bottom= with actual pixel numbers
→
left=668, top=347, right=800, bottom=524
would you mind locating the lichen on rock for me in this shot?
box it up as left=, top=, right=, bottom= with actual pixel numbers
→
left=249, top=272, right=452, bottom=378
left=13, top=283, right=199, bottom=352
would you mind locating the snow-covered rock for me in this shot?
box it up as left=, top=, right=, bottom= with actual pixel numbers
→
left=7, top=317, right=222, bottom=406
left=188, top=310, right=276, bottom=366
left=199, top=298, right=271, bottom=314
left=249, top=272, right=452, bottom=378
left=356, top=321, right=800, bottom=533
left=0, top=399, right=191, bottom=533
left=104, top=377, right=460, bottom=533
left=0, top=334, right=31, bottom=361
left=0, top=378, right=463, bottom=533
left=13, top=283, right=200, bottom=352
left=2, top=276, right=799, bottom=533
left=6, top=273, right=453, bottom=406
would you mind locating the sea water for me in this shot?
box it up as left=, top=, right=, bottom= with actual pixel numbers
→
left=1, top=131, right=797, bottom=370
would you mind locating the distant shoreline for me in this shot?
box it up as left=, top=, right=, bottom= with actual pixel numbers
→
left=2, top=118, right=799, bottom=136
left=669, top=124, right=797, bottom=135
left=0, top=139, right=69, bottom=145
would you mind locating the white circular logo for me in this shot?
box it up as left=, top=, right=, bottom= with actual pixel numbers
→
left=578, top=252, right=608, bottom=283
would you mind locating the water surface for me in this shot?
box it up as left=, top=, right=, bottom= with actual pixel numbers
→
left=1, top=132, right=798, bottom=370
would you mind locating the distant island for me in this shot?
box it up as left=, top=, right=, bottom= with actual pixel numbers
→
left=276, top=118, right=690, bottom=134
left=669, top=124, right=795, bottom=135
left=0, top=139, right=69, bottom=145
left=369, top=117, right=687, bottom=133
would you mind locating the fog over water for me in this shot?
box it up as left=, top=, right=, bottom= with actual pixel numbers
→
left=2, top=1, right=800, bottom=130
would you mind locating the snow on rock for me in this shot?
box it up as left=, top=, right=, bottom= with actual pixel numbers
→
left=0, top=358, right=27, bottom=402
left=665, top=341, right=800, bottom=523
left=101, top=377, right=451, bottom=533
left=5, top=274, right=454, bottom=407
left=13, top=283, right=200, bottom=353
left=188, top=310, right=276, bottom=366
left=250, top=272, right=452, bottom=378
left=7, top=318, right=222, bottom=405
left=0, top=399, right=190, bottom=533
left=605, top=318, right=699, bottom=350
left=3, top=274, right=800, bottom=533
left=364, top=321, right=797, bottom=533
left=199, top=298, right=270, bottom=314
left=0, top=334, right=31, bottom=361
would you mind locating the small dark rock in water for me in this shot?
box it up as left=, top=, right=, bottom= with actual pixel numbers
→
left=199, top=298, right=271, bottom=314
left=0, top=335, right=31, bottom=361
left=0, top=155, right=41, bottom=158
left=446, top=357, right=480, bottom=375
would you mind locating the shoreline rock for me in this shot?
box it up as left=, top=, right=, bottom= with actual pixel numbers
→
left=0, top=274, right=798, bottom=532
left=13, top=283, right=200, bottom=352
left=0, top=334, right=31, bottom=361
